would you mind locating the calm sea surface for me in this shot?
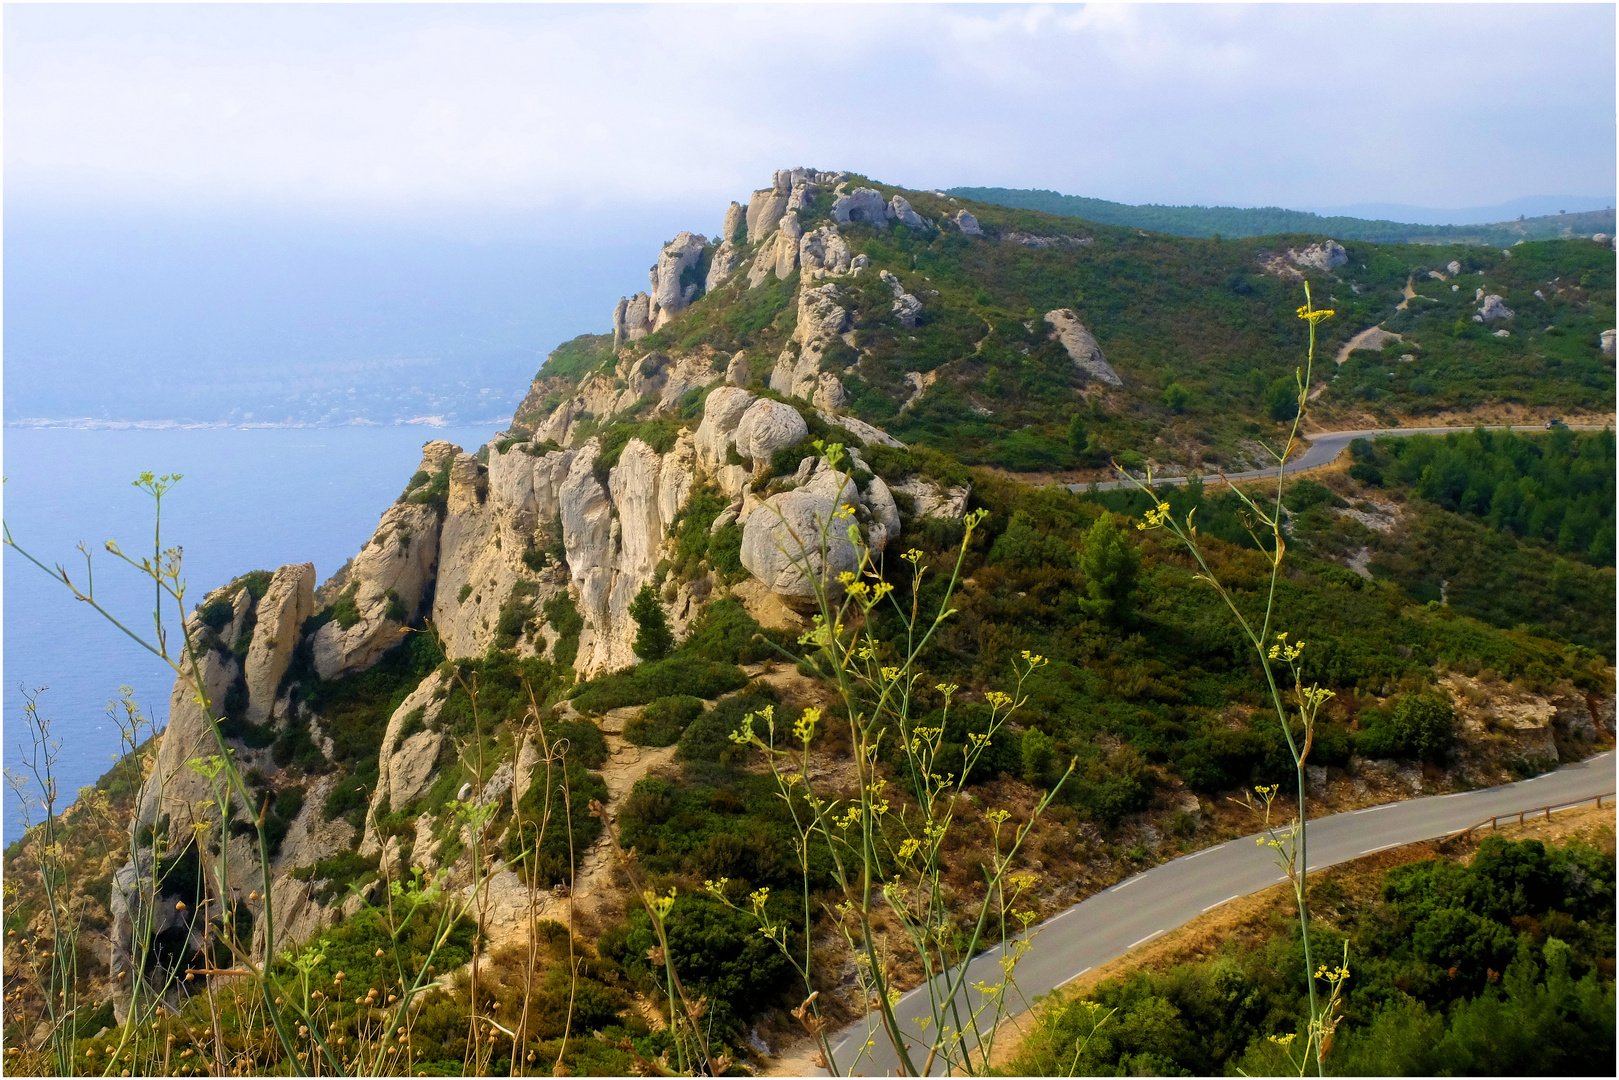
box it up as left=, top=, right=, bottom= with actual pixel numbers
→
left=1, top=424, right=500, bottom=841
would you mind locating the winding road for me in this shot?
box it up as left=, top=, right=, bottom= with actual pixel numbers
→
left=1072, top=422, right=1612, bottom=495
left=824, top=750, right=1615, bottom=1076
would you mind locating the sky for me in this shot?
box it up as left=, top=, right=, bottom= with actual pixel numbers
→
left=7, top=2, right=1616, bottom=224
left=2, top=2, right=1615, bottom=423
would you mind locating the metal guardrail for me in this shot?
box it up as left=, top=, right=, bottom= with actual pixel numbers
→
left=1453, top=791, right=1614, bottom=840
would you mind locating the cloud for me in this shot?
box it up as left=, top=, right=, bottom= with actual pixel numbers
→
left=5, top=3, right=1613, bottom=219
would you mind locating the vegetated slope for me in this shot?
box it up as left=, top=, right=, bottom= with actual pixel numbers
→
left=6, top=167, right=1615, bottom=1076
left=951, top=185, right=1618, bottom=246
left=1007, top=823, right=1617, bottom=1077
left=568, top=176, right=1614, bottom=480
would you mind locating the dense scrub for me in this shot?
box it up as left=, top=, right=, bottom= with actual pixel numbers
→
left=1010, top=835, right=1616, bottom=1076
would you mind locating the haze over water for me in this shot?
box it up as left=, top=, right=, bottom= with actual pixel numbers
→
left=1, top=424, right=499, bottom=842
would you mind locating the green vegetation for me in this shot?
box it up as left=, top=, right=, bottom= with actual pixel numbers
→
left=1010, top=835, right=1616, bottom=1077
left=629, top=582, right=675, bottom=661
left=952, top=185, right=1617, bottom=245
left=536, top=332, right=614, bottom=382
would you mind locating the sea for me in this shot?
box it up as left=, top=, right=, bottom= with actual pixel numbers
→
left=1, top=423, right=502, bottom=843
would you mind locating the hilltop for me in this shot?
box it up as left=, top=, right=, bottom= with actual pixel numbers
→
left=4, top=166, right=1613, bottom=1075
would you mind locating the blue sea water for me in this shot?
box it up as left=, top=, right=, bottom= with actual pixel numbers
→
left=1, top=424, right=500, bottom=842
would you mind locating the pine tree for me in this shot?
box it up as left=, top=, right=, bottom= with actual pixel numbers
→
left=629, top=582, right=675, bottom=660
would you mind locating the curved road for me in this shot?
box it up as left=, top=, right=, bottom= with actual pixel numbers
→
left=826, top=750, right=1616, bottom=1076
left=1073, top=423, right=1611, bottom=494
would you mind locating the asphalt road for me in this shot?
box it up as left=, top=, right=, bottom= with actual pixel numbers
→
left=825, top=749, right=1616, bottom=1076
left=1073, top=423, right=1610, bottom=494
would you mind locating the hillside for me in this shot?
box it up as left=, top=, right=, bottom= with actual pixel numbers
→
left=4, top=166, right=1614, bottom=1075
left=950, top=185, right=1618, bottom=247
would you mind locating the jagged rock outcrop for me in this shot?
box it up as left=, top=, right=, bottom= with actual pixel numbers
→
left=311, top=446, right=447, bottom=680
left=833, top=187, right=889, bottom=226
left=888, top=194, right=926, bottom=229
left=1602, top=329, right=1616, bottom=358
left=360, top=671, right=448, bottom=854
left=243, top=563, right=315, bottom=723
left=953, top=209, right=982, bottom=236
left=1289, top=240, right=1349, bottom=272
left=880, top=270, right=924, bottom=329
left=613, top=293, right=652, bottom=349
left=649, top=232, right=709, bottom=330
left=892, top=476, right=971, bottom=520
left=1045, top=309, right=1124, bottom=387
left=721, top=201, right=744, bottom=244
left=818, top=410, right=904, bottom=449
left=533, top=349, right=725, bottom=447
left=706, top=240, right=743, bottom=292
left=1478, top=294, right=1514, bottom=322
left=746, top=176, right=791, bottom=242
left=771, top=283, right=852, bottom=400
left=800, top=224, right=853, bottom=278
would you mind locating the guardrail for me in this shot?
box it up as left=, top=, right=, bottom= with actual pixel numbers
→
left=1452, top=791, right=1614, bottom=840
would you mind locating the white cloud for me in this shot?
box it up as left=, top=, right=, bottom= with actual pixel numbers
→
left=5, top=3, right=1613, bottom=220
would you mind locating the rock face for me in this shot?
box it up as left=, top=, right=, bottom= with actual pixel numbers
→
left=242, top=563, right=315, bottom=723
left=1601, top=329, right=1616, bottom=358
left=311, top=445, right=446, bottom=680
left=891, top=476, right=971, bottom=519
left=614, top=293, right=652, bottom=348
left=649, top=232, right=709, bottom=330
left=1289, top=240, right=1349, bottom=272
left=1044, top=309, right=1124, bottom=387
left=721, top=201, right=744, bottom=243
left=706, top=240, right=743, bottom=292
left=1478, top=294, right=1514, bottom=322
left=953, top=210, right=983, bottom=236
left=746, top=182, right=790, bottom=243
left=799, top=224, right=853, bottom=278
left=771, top=283, right=852, bottom=400
left=833, top=187, right=889, bottom=226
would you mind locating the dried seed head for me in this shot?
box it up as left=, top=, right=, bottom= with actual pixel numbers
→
left=175, top=901, right=187, bottom=911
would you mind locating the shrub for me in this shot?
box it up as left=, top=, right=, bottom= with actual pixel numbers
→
left=629, top=582, right=675, bottom=661
left=623, top=695, right=705, bottom=747
left=1355, top=692, right=1456, bottom=763
left=569, top=657, right=749, bottom=715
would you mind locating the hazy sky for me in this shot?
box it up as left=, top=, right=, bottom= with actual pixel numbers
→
left=7, top=2, right=1615, bottom=229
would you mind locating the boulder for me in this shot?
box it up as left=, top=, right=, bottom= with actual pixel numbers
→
left=812, top=372, right=848, bottom=412
left=740, top=479, right=863, bottom=601
left=953, top=210, right=982, bottom=236
left=1044, top=309, right=1124, bottom=386
left=888, top=195, right=926, bottom=228
left=892, top=476, right=971, bottom=520
left=1447, top=260, right=1462, bottom=275
left=724, top=350, right=751, bottom=386
left=1288, top=241, right=1348, bottom=272
left=734, top=399, right=808, bottom=465
left=242, top=563, right=315, bottom=723
left=1478, top=294, right=1514, bottom=322
left=880, top=270, right=923, bottom=329
left=1602, top=329, right=1616, bottom=358
left=693, top=385, right=756, bottom=475
left=832, top=187, right=889, bottom=226
left=864, top=476, right=901, bottom=549
left=816, top=409, right=904, bottom=449
left=786, top=180, right=817, bottom=212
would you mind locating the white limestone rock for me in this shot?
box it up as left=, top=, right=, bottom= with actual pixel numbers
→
left=1478, top=294, right=1514, bottom=322
left=1288, top=241, right=1349, bottom=272
left=880, top=270, right=924, bottom=329
left=721, top=201, right=745, bottom=244
left=1447, top=260, right=1463, bottom=275
left=800, top=224, right=853, bottom=278
left=888, top=194, right=926, bottom=228
left=740, top=478, right=863, bottom=602
left=833, top=187, right=889, bottom=226
left=892, top=476, right=971, bottom=520
left=735, top=399, right=808, bottom=465
left=815, top=410, right=904, bottom=449
left=706, top=239, right=743, bottom=292
left=812, top=372, right=848, bottom=412
left=649, top=232, right=708, bottom=330
left=864, top=476, right=901, bottom=550
left=1601, top=329, right=1616, bottom=358
left=242, top=563, right=315, bottom=723
left=621, top=293, right=652, bottom=343
left=724, top=350, right=751, bottom=386
left=953, top=210, right=982, bottom=236
left=1044, top=309, right=1124, bottom=387
left=693, top=385, right=756, bottom=475
left=311, top=483, right=444, bottom=681
left=746, top=187, right=790, bottom=243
